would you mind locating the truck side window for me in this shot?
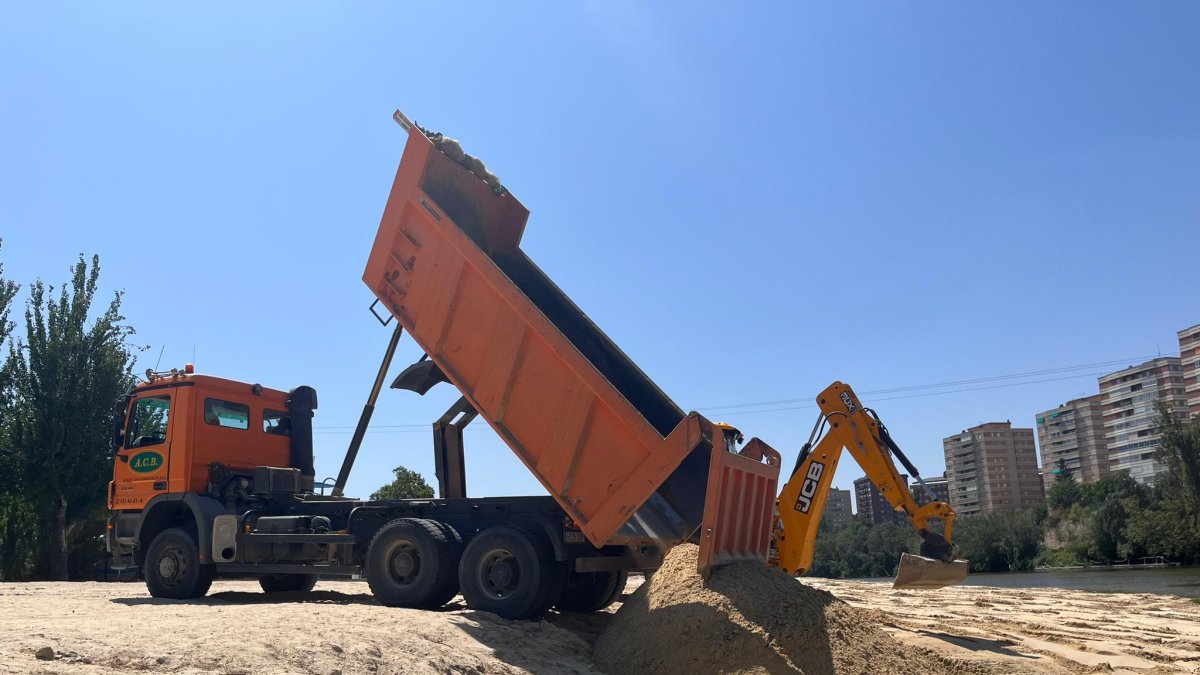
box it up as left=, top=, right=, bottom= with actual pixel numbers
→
left=126, top=396, right=170, bottom=448
left=204, top=399, right=250, bottom=430
left=263, top=409, right=291, bottom=436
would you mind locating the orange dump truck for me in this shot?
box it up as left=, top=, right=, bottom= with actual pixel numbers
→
left=106, top=112, right=779, bottom=620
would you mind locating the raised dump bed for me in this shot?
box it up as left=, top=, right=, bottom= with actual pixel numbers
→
left=364, top=113, right=780, bottom=572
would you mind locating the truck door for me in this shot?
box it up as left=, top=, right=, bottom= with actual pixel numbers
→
left=112, top=394, right=173, bottom=510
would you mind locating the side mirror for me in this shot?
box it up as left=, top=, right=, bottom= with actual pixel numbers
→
left=111, top=395, right=130, bottom=455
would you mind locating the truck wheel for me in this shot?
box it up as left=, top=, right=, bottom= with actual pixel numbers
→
left=259, top=573, right=318, bottom=594
left=144, top=527, right=214, bottom=600
left=367, top=518, right=460, bottom=609
left=555, top=570, right=627, bottom=613
left=458, top=526, right=565, bottom=620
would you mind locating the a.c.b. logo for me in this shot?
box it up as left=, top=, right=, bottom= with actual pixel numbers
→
left=129, top=451, right=164, bottom=474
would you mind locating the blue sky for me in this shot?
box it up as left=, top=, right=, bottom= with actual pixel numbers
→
left=2, top=3, right=1197, bottom=506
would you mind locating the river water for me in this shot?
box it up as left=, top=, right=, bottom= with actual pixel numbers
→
left=861, top=566, right=1200, bottom=601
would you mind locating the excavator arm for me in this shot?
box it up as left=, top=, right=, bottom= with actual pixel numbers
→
left=769, top=381, right=968, bottom=588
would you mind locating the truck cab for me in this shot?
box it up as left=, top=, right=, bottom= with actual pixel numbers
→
left=106, top=367, right=638, bottom=619
left=110, top=370, right=300, bottom=513
left=107, top=368, right=324, bottom=596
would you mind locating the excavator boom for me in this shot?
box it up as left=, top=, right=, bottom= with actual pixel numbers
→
left=770, top=382, right=968, bottom=589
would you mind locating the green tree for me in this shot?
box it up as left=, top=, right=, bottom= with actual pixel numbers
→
left=954, top=512, right=1010, bottom=571
left=1046, top=472, right=1083, bottom=510
left=1080, top=471, right=1147, bottom=509
left=0, top=240, right=33, bottom=580
left=2, top=255, right=138, bottom=579
left=952, top=509, right=1045, bottom=572
left=809, top=519, right=921, bottom=578
left=0, top=241, right=16, bottom=356
left=1154, top=400, right=1200, bottom=522
left=1122, top=500, right=1200, bottom=561
left=371, top=465, right=435, bottom=500
left=1088, top=495, right=1128, bottom=561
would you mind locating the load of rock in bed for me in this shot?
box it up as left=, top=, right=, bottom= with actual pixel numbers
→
left=416, top=124, right=506, bottom=195
left=593, top=544, right=953, bottom=675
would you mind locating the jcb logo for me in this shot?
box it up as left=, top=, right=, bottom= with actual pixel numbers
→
left=793, top=461, right=826, bottom=513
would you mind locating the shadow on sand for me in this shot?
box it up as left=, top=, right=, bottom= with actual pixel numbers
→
left=111, top=589, right=378, bottom=607
left=914, top=630, right=1038, bottom=659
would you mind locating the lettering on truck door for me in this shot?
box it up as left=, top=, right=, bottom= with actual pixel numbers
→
left=113, top=394, right=172, bottom=508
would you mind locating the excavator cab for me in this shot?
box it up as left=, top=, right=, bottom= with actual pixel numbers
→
left=714, top=422, right=744, bottom=454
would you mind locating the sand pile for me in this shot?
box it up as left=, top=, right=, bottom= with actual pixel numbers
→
left=594, top=544, right=954, bottom=675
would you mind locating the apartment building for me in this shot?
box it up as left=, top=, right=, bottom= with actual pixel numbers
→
left=912, top=473, right=950, bottom=504
left=943, top=422, right=1043, bottom=517
left=1035, top=394, right=1108, bottom=490
left=853, top=474, right=908, bottom=525
left=1099, top=357, right=1186, bottom=484
left=822, top=487, right=854, bottom=529
left=1180, top=323, right=1200, bottom=419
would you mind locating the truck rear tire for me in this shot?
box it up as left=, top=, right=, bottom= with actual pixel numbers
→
left=259, top=573, right=318, bottom=594
left=555, top=569, right=627, bottom=613
left=458, top=526, right=565, bottom=620
left=144, top=527, right=214, bottom=600
left=367, top=518, right=460, bottom=609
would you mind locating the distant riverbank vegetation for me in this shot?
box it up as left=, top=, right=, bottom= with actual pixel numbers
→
left=811, top=403, right=1200, bottom=577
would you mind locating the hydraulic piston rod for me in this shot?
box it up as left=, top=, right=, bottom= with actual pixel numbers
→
left=332, top=324, right=404, bottom=497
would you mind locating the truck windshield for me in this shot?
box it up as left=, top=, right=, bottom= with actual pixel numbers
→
left=126, top=396, right=170, bottom=448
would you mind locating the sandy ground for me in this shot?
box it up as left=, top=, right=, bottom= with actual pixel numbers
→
left=807, top=579, right=1200, bottom=675
left=1, top=577, right=1196, bottom=675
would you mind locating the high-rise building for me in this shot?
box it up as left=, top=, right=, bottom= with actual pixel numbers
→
left=1099, top=357, right=1187, bottom=484
left=822, top=488, right=853, bottom=529
left=853, top=474, right=907, bottom=525
left=1035, top=394, right=1108, bottom=490
left=912, top=474, right=950, bottom=504
left=1179, top=323, right=1200, bottom=419
left=943, top=422, right=1043, bottom=517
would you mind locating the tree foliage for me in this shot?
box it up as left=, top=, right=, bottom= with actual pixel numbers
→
left=1046, top=471, right=1082, bottom=510
left=0, top=253, right=139, bottom=580
left=370, top=465, right=435, bottom=501
left=0, top=240, right=32, bottom=580
left=0, top=241, right=16, bottom=352
left=809, top=520, right=920, bottom=579
left=1154, top=400, right=1200, bottom=522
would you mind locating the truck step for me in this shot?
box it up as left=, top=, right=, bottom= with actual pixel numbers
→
left=243, top=533, right=357, bottom=545
left=216, top=563, right=360, bottom=576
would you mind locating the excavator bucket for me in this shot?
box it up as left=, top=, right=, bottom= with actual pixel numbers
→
left=892, top=553, right=969, bottom=589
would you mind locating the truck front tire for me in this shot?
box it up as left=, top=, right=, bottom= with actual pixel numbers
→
left=458, top=526, right=565, bottom=620
left=144, top=527, right=214, bottom=600
left=367, top=518, right=460, bottom=609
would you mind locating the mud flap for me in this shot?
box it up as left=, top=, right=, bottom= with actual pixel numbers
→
left=893, top=553, right=969, bottom=589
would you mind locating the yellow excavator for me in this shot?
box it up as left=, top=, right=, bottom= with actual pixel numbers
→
left=730, top=381, right=969, bottom=589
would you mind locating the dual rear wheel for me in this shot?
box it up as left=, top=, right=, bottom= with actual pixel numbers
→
left=366, top=520, right=625, bottom=620
left=366, top=518, right=461, bottom=610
